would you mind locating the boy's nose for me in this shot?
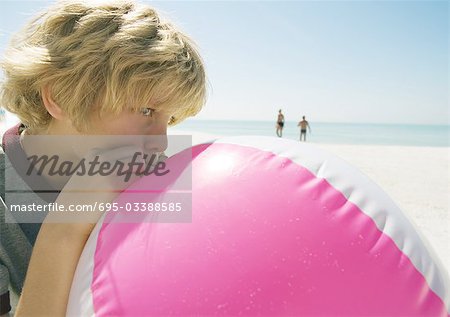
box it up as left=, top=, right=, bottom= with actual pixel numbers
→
left=144, top=133, right=168, bottom=153
left=143, top=120, right=169, bottom=153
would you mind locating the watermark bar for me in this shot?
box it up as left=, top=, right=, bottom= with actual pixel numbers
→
left=3, top=134, right=193, bottom=223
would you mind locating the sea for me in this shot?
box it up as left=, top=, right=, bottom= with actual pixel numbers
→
left=1, top=113, right=449, bottom=147
left=171, top=119, right=450, bottom=147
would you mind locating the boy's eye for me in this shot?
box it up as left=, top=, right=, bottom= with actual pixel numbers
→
left=140, top=107, right=155, bottom=117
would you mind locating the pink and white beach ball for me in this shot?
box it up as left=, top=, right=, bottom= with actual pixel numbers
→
left=67, top=136, right=449, bottom=316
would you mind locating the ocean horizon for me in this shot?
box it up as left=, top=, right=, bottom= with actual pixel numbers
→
left=1, top=114, right=449, bottom=147
left=171, top=119, right=450, bottom=147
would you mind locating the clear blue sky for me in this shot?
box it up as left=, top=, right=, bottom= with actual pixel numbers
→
left=0, top=1, right=448, bottom=125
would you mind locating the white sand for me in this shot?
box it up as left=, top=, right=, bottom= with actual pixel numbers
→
left=170, top=130, right=450, bottom=271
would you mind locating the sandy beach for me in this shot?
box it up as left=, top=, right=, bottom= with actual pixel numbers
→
left=170, top=130, right=450, bottom=272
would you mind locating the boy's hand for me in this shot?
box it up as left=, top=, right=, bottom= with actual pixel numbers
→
left=45, top=144, right=148, bottom=227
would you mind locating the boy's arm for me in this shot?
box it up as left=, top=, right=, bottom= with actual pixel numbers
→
left=15, top=146, right=142, bottom=316
left=14, top=222, right=94, bottom=317
left=15, top=186, right=121, bottom=316
left=15, top=186, right=115, bottom=316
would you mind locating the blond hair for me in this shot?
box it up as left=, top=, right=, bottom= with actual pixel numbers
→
left=1, top=0, right=206, bottom=132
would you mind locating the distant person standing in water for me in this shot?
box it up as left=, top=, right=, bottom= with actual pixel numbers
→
left=298, top=116, right=311, bottom=142
left=276, top=109, right=285, bottom=137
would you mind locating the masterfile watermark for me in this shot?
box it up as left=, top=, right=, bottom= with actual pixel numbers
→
left=27, top=152, right=170, bottom=182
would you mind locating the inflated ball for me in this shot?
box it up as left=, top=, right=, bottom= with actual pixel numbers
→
left=67, top=136, right=449, bottom=316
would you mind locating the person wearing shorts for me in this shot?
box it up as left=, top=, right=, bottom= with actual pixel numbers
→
left=298, top=116, right=311, bottom=142
left=276, top=109, right=285, bottom=137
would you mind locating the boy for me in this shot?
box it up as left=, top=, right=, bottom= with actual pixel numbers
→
left=0, top=1, right=206, bottom=315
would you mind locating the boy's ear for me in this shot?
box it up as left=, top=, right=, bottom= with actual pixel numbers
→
left=41, top=86, right=65, bottom=120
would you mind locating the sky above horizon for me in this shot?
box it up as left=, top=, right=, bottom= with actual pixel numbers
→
left=0, top=1, right=448, bottom=125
